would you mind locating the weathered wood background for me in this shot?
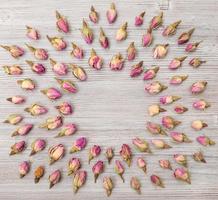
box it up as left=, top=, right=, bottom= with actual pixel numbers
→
left=0, top=0, right=217, bottom=199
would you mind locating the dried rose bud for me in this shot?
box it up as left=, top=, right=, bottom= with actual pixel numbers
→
left=191, top=120, right=207, bottom=131
left=55, top=10, right=69, bottom=33
left=162, top=116, right=181, bottom=129
left=89, top=6, right=99, bottom=23
left=132, top=137, right=151, bottom=153
left=41, top=88, right=62, bottom=100
left=92, top=160, right=104, bottom=183
left=4, top=114, right=23, bottom=125
left=130, top=177, right=141, bottom=194
left=142, top=26, right=153, bottom=47
left=55, top=102, right=73, bottom=115
left=185, top=41, right=202, bottom=52
left=106, top=3, right=117, bottom=24
left=71, top=64, right=87, bottom=81
left=30, top=139, right=46, bottom=156
left=174, top=105, right=188, bottom=114
left=115, top=160, right=125, bottom=182
left=130, top=61, right=143, bottom=77
left=73, top=170, right=87, bottom=193
left=160, top=95, right=181, bottom=105
left=70, top=137, right=87, bottom=153
left=137, top=157, right=147, bottom=174
left=170, top=75, right=188, bottom=85
left=99, top=27, right=109, bottom=49
left=145, top=81, right=167, bottom=95
left=109, top=53, right=124, bottom=71
left=127, top=42, right=136, bottom=61
left=24, top=103, right=48, bottom=116
left=55, top=123, right=77, bottom=138
left=178, top=28, right=195, bottom=45
left=9, top=140, right=26, bottom=155
left=89, top=145, right=101, bottom=164
left=159, top=160, right=172, bottom=170
left=143, top=66, right=159, bottom=80
left=151, top=139, right=171, bottom=149
left=88, top=49, right=103, bottom=70
left=39, top=116, right=63, bottom=130
left=80, top=20, right=93, bottom=44
left=148, top=104, right=166, bottom=116
left=49, top=58, right=68, bottom=75
left=26, top=25, right=39, bottom=40
left=17, top=78, right=36, bottom=90
left=135, top=11, right=145, bottom=26
left=150, top=12, right=163, bottom=30
left=120, top=144, right=132, bottom=167
left=11, top=124, right=33, bottom=137
left=105, top=147, right=114, bottom=164
left=25, top=44, right=48, bottom=60
left=47, top=35, right=67, bottom=51
left=55, top=78, right=77, bottom=94
left=189, top=58, right=206, bottom=68
left=153, top=44, right=169, bottom=59
left=146, top=121, right=167, bottom=135
left=68, top=157, right=81, bottom=175
left=174, top=168, right=191, bottom=184
left=34, top=166, right=44, bottom=183
left=7, top=95, right=25, bottom=104
left=174, top=154, right=187, bottom=167
left=191, top=81, right=207, bottom=94
left=170, top=132, right=192, bottom=143
left=162, top=20, right=181, bottom=36
left=0, top=45, right=24, bottom=58
left=193, top=151, right=206, bottom=163
left=116, top=22, right=128, bottom=41
left=197, top=135, right=215, bottom=146
left=48, top=144, right=65, bottom=165
left=49, top=169, right=61, bottom=189
left=193, top=99, right=210, bottom=110
left=150, top=174, right=164, bottom=188
left=169, top=56, right=187, bottom=70
left=71, top=42, right=84, bottom=59
left=19, top=161, right=30, bottom=178
left=26, top=60, right=46, bottom=75
left=103, top=177, right=113, bottom=197
left=3, top=65, right=23, bottom=75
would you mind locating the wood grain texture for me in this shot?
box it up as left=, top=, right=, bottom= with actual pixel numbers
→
left=0, top=0, right=218, bottom=199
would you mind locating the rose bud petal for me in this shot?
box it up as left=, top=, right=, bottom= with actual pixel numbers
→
left=34, top=166, right=44, bottom=183
left=19, top=161, right=30, bottom=178
left=150, top=174, right=164, bottom=188
left=9, top=140, right=26, bottom=155
left=70, top=64, right=87, bottom=81
left=71, top=42, right=84, bottom=59
left=80, top=20, right=93, bottom=44
left=159, top=160, right=172, bottom=170
left=174, top=168, right=191, bottom=184
left=197, top=135, right=215, bottom=146
left=88, top=145, right=101, bottom=164
left=130, top=177, right=141, bottom=194
left=150, top=12, right=163, bottom=29
left=47, top=35, right=67, bottom=51
left=39, top=116, right=63, bottom=130
left=170, top=75, right=188, bottom=85
left=25, top=44, right=48, bottom=60
left=49, top=169, right=61, bottom=189
left=7, top=95, right=25, bottom=104
left=89, top=6, right=99, bottom=23
left=17, top=78, right=36, bottom=90
left=127, top=42, right=136, bottom=61
left=189, top=58, right=206, bottom=68
left=162, top=116, right=181, bottom=129
left=24, top=103, right=48, bottom=116
left=26, top=60, right=46, bottom=75
left=68, top=157, right=81, bottom=175
left=106, top=3, right=117, bottom=24
left=191, top=120, right=207, bottom=131
left=151, top=139, right=171, bottom=149
left=11, top=123, right=33, bottom=137
left=114, top=160, right=125, bottom=182
left=55, top=78, right=77, bottom=94
left=55, top=10, right=69, bottom=33
left=70, top=137, right=87, bottom=153
left=146, top=121, right=167, bottom=135
left=0, top=45, right=24, bottom=58
left=160, top=95, right=181, bottom=105
left=116, top=22, right=128, bottom=41
left=26, top=25, right=39, bottom=40
left=55, top=123, right=77, bottom=138
left=3, top=65, right=23, bottom=75
left=170, top=132, right=192, bottom=143
left=103, top=177, right=113, bottom=197
left=162, top=20, right=181, bottom=36
left=137, top=157, right=147, bottom=174
left=193, top=99, right=210, bottom=110
left=73, top=170, right=87, bottom=193
left=145, top=81, right=168, bottom=95
left=88, top=49, right=103, bottom=70
left=174, top=105, right=188, bottom=114
left=41, top=88, right=62, bottom=100
left=105, top=147, right=114, bottom=164
left=49, top=58, right=68, bottom=75
left=193, top=151, right=206, bottom=163
left=143, top=66, right=159, bottom=80
left=153, top=44, right=169, bottom=59
left=130, top=61, right=143, bottom=77
left=48, top=144, right=65, bottom=165
left=185, top=41, right=202, bottom=52
left=132, top=137, right=151, bottom=153
left=4, top=114, right=23, bottom=125
left=191, top=81, right=207, bottom=94
left=178, top=28, right=195, bottom=45
left=109, top=53, right=125, bottom=71
left=99, top=27, right=109, bottom=49
left=135, top=11, right=145, bottom=26
left=92, top=160, right=104, bottom=183
left=174, top=154, right=187, bottom=167
left=30, top=139, right=46, bottom=156
left=142, top=26, right=153, bottom=47
left=169, top=56, right=187, bottom=70
left=120, top=144, right=132, bottom=167
left=148, top=104, right=166, bottom=117
left=55, top=102, right=73, bottom=115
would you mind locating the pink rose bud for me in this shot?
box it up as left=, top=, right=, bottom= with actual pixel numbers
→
left=71, top=42, right=84, bottom=59
left=11, top=123, right=33, bottom=137
left=89, top=145, right=101, bottom=164
left=73, top=170, right=87, bottom=193
left=189, top=58, right=206, bottom=68
left=174, top=105, right=188, bottom=114
left=55, top=10, right=69, bottom=33
left=160, top=95, right=181, bottom=105
left=89, top=6, right=99, bottom=23
left=120, top=144, right=132, bottom=167
left=103, top=177, right=113, bottom=197
left=127, top=42, right=136, bottom=61
left=88, top=49, right=103, bottom=70
left=109, top=53, right=124, bottom=71
left=19, top=161, right=30, bottom=178
left=130, top=61, right=143, bottom=77
left=150, top=174, right=164, bottom=188
left=105, top=147, right=114, bottom=164
left=47, top=35, right=67, bottom=51
left=143, top=66, right=159, bottom=80
left=135, top=11, right=145, bottom=26
left=0, top=45, right=24, bottom=58
left=193, top=99, right=210, bottom=110
left=170, top=131, right=192, bottom=143
left=24, top=103, right=48, bottom=116
left=174, top=154, right=187, bottom=167
left=116, top=22, right=128, bottom=41
left=4, top=114, right=23, bottom=125
left=55, top=102, right=73, bottom=115
left=142, top=26, right=153, bottom=47
left=132, top=137, right=151, bottom=153
left=3, top=65, right=23, bottom=75
left=39, top=116, right=63, bottom=130
left=162, top=116, right=181, bottom=129
left=55, top=78, right=77, bottom=94
left=41, top=87, right=62, bottom=100
left=49, top=58, right=68, bottom=75
left=55, top=123, right=77, bottom=138
left=178, top=28, right=195, bottom=45
left=162, top=20, right=181, bottom=36
left=150, top=12, right=163, bottom=30
left=80, top=20, right=93, bottom=44
left=153, top=44, right=169, bottom=59
left=30, top=139, right=46, bottom=156
left=159, top=160, right=172, bottom=170
left=174, top=168, right=191, bottom=184
left=70, top=137, right=87, bottom=153
left=193, top=151, right=206, bottom=163
left=68, top=157, right=81, bottom=175
left=170, top=75, right=188, bottom=85
left=7, top=95, right=25, bottom=104
left=9, top=140, right=26, bottom=155
left=151, top=139, right=171, bottom=149
left=48, top=144, right=65, bottom=165
left=26, top=60, right=46, bottom=75
left=114, top=160, right=125, bottom=182
left=71, top=64, right=87, bottom=81
left=169, top=56, right=187, bottom=70
left=130, top=177, right=141, bottom=194
left=137, top=157, right=147, bottom=174
left=191, top=81, right=207, bottom=94
left=185, top=41, right=202, bottom=52
left=34, top=166, right=44, bottom=183
left=99, top=27, right=109, bottom=49
left=106, top=3, right=117, bottom=24
left=17, top=78, right=36, bottom=90
left=25, top=44, right=48, bottom=60
left=196, top=135, right=215, bottom=146
left=26, top=25, right=39, bottom=40
left=191, top=120, right=207, bottom=131
left=146, top=121, right=167, bottom=135
left=92, top=160, right=104, bottom=183
left=148, top=104, right=166, bottom=117
left=49, top=169, right=61, bottom=189
left=145, top=81, right=168, bottom=95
